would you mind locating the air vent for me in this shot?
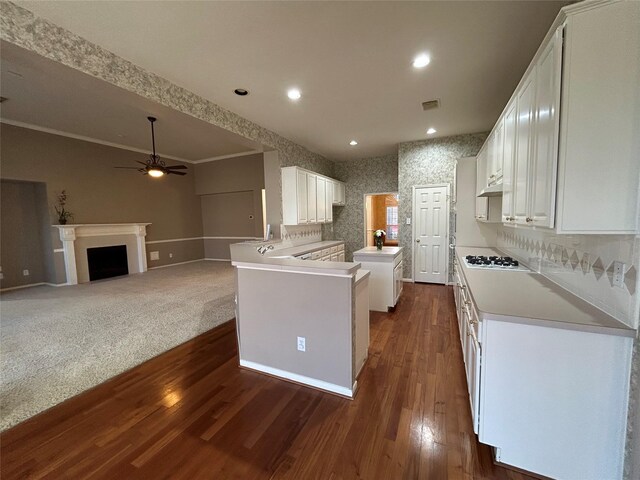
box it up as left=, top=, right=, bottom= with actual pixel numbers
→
left=422, top=99, right=440, bottom=111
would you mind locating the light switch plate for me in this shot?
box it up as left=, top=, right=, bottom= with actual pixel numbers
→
left=612, top=261, right=624, bottom=287
left=406, top=218, right=411, bottom=225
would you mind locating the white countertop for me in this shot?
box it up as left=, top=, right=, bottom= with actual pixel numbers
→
left=353, top=246, right=403, bottom=258
left=456, top=247, right=634, bottom=337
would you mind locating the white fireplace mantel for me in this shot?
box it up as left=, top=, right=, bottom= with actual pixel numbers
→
left=53, top=223, right=151, bottom=285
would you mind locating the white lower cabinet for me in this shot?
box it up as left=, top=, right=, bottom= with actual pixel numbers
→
left=353, top=247, right=403, bottom=312
left=454, top=256, right=632, bottom=480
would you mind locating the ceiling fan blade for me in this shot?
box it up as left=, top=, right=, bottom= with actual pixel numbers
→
left=136, top=161, right=149, bottom=166
left=165, top=165, right=187, bottom=169
left=114, top=166, right=141, bottom=169
left=167, top=170, right=187, bottom=176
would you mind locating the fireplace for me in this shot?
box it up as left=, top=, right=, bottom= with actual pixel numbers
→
left=87, top=245, right=129, bottom=281
left=54, top=223, right=150, bottom=285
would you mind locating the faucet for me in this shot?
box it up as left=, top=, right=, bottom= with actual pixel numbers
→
left=257, top=244, right=275, bottom=255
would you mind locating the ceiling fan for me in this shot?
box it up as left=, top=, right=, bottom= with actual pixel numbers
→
left=115, top=116, right=187, bottom=177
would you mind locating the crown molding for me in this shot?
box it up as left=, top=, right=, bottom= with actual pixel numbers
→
left=191, top=150, right=263, bottom=164
left=0, top=118, right=192, bottom=163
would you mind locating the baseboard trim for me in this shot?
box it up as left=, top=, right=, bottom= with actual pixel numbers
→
left=1, top=282, right=46, bottom=292
left=147, top=259, right=205, bottom=270
left=204, top=258, right=232, bottom=262
left=402, top=278, right=414, bottom=283
left=239, top=359, right=355, bottom=398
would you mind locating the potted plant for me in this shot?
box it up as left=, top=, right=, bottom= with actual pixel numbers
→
left=373, top=229, right=386, bottom=250
left=54, top=190, right=74, bottom=225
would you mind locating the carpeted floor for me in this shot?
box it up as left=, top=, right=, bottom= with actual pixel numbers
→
left=0, top=260, right=236, bottom=431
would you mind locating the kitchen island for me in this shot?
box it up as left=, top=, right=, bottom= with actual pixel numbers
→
left=232, top=249, right=370, bottom=398
left=353, top=247, right=403, bottom=311
left=454, top=246, right=634, bottom=480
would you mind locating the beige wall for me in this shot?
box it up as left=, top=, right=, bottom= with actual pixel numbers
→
left=196, top=153, right=265, bottom=260
left=1, top=124, right=205, bottom=280
left=0, top=179, right=53, bottom=287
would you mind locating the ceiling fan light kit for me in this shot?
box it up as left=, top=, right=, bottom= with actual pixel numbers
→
left=115, top=116, right=188, bottom=178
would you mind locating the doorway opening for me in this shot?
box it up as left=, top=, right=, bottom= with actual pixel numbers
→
left=364, top=193, right=399, bottom=247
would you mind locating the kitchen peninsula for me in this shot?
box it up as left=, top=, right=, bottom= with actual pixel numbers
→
left=231, top=241, right=370, bottom=398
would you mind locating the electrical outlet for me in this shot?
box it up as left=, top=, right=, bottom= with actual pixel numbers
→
left=297, top=336, right=306, bottom=352
left=149, top=251, right=160, bottom=261
left=580, top=253, right=591, bottom=273
left=612, top=261, right=625, bottom=287
left=169, top=253, right=173, bottom=258
left=22, top=269, right=29, bottom=276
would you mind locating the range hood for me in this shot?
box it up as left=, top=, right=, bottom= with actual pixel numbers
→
left=478, top=183, right=503, bottom=197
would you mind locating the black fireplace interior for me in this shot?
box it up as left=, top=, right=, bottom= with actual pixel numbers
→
left=87, top=245, right=129, bottom=281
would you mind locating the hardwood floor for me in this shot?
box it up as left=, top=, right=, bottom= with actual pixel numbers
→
left=1, top=283, right=536, bottom=479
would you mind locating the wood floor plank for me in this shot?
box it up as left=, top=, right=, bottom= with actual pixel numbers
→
left=1, top=284, right=537, bottom=480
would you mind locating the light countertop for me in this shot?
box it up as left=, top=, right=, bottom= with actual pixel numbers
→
left=353, top=246, right=403, bottom=258
left=455, top=247, right=634, bottom=338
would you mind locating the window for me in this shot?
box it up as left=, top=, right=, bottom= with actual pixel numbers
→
left=386, top=206, right=398, bottom=240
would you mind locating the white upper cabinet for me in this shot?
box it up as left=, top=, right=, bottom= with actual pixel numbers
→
left=486, top=1, right=639, bottom=234
left=333, top=180, right=346, bottom=206
left=281, top=166, right=344, bottom=225
left=513, top=68, right=536, bottom=226
left=316, top=176, right=326, bottom=223
left=501, top=100, right=517, bottom=223
left=555, top=1, right=640, bottom=233
left=295, top=169, right=308, bottom=224
left=530, top=28, right=562, bottom=229
left=475, top=147, right=489, bottom=221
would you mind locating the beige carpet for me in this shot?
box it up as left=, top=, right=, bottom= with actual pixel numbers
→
left=0, top=260, right=236, bottom=431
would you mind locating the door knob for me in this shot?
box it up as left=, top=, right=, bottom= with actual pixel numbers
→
left=416, top=239, right=420, bottom=243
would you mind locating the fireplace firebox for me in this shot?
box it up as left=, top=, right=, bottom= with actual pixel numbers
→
left=87, top=245, right=128, bottom=281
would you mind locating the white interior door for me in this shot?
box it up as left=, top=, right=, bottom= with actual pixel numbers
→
left=413, top=185, right=448, bottom=284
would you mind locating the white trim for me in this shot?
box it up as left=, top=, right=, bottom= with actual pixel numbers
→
left=203, top=236, right=262, bottom=241
left=411, top=184, right=451, bottom=284
left=53, top=248, right=64, bottom=253
left=145, top=236, right=261, bottom=244
left=191, top=150, right=263, bottom=164
left=0, top=118, right=190, bottom=163
left=204, top=258, right=232, bottom=262
left=402, top=278, right=414, bottom=283
left=146, top=237, right=203, bottom=244
left=147, top=259, right=204, bottom=270
left=1, top=282, right=68, bottom=292
left=1, top=282, right=46, bottom=292
left=239, top=359, right=355, bottom=398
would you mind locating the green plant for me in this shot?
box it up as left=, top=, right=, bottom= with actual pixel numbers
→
left=54, top=190, right=74, bottom=225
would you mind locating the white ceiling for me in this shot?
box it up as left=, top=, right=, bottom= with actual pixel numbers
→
left=15, top=1, right=570, bottom=161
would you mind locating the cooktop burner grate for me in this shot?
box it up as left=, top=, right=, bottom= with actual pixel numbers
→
left=463, top=255, right=529, bottom=271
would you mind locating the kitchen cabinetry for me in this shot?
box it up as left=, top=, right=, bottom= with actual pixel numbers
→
left=475, top=148, right=502, bottom=223
left=353, top=247, right=403, bottom=312
left=454, top=248, right=633, bottom=480
left=282, top=166, right=344, bottom=225
left=491, top=1, right=640, bottom=233
left=332, top=181, right=346, bottom=206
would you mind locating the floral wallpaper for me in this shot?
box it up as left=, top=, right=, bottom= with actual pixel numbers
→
left=331, top=155, right=398, bottom=262
left=398, top=134, right=487, bottom=280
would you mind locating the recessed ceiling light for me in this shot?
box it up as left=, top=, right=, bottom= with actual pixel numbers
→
left=349, top=140, right=358, bottom=146
left=426, top=128, right=437, bottom=135
left=234, top=88, right=249, bottom=96
left=413, top=53, right=431, bottom=69
left=287, top=88, right=301, bottom=100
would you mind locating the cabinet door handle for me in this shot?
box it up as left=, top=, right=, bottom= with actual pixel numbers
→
left=416, top=239, right=420, bottom=243
left=526, top=217, right=533, bottom=223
